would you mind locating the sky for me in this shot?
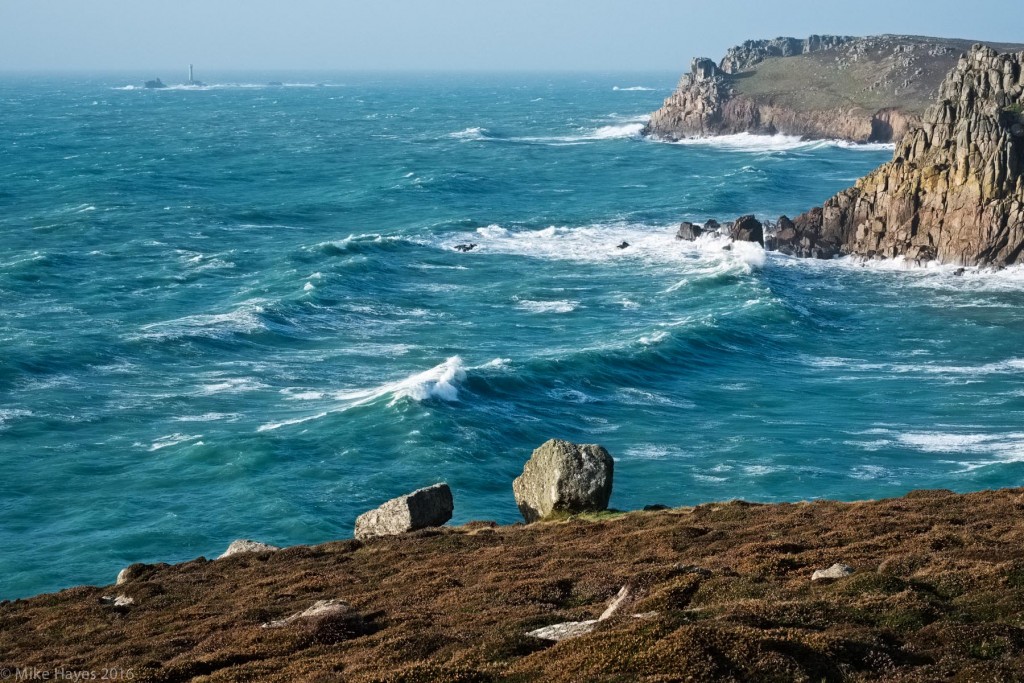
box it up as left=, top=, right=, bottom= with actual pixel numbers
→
left=0, top=0, right=1021, bottom=73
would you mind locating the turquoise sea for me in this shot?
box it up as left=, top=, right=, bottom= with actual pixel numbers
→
left=3, top=72, right=1024, bottom=599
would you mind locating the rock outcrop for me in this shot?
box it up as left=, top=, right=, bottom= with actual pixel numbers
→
left=645, top=35, right=1024, bottom=144
left=218, top=539, right=281, bottom=559
left=354, top=483, right=454, bottom=539
left=512, top=439, right=614, bottom=522
left=785, top=45, right=1024, bottom=266
left=730, top=215, right=764, bottom=246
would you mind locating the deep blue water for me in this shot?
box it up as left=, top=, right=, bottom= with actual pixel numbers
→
left=3, top=72, right=1024, bottom=600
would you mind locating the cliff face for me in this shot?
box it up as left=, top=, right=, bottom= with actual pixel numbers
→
left=645, top=35, right=1024, bottom=144
left=783, top=46, right=1024, bottom=266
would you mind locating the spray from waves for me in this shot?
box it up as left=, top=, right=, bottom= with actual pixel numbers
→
left=657, top=132, right=895, bottom=154
left=613, top=86, right=658, bottom=91
left=257, top=357, right=509, bottom=432
left=453, top=222, right=766, bottom=274
left=775, top=252, right=1024, bottom=292
left=447, top=121, right=647, bottom=145
left=132, top=300, right=268, bottom=342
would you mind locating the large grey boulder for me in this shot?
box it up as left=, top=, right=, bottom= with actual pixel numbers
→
left=512, top=439, right=614, bottom=522
left=354, top=483, right=454, bottom=540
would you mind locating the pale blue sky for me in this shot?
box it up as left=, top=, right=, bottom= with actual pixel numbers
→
left=0, top=0, right=1020, bottom=72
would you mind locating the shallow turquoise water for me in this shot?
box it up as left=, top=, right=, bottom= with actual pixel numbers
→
left=2, top=72, right=1024, bottom=599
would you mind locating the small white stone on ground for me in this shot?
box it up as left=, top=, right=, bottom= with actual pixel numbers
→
left=261, top=599, right=350, bottom=629
left=812, top=563, right=855, bottom=581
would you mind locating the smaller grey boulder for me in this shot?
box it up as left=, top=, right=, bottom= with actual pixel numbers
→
left=812, top=563, right=855, bottom=581
left=100, top=594, right=135, bottom=608
left=115, top=567, right=132, bottom=586
left=354, top=483, right=454, bottom=540
left=527, top=620, right=599, bottom=641
left=676, top=221, right=703, bottom=241
left=512, top=439, right=614, bottom=522
left=218, top=539, right=281, bottom=559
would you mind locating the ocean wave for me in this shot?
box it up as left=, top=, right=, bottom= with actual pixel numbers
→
left=659, top=132, right=895, bottom=153
left=846, top=428, right=1024, bottom=473
left=448, top=121, right=647, bottom=145
left=134, top=301, right=268, bottom=342
left=613, top=86, right=657, bottom=91
left=515, top=298, right=579, bottom=314
left=257, top=356, right=506, bottom=432
left=0, top=408, right=32, bottom=430
left=805, top=355, right=1024, bottom=377
left=461, top=222, right=766, bottom=275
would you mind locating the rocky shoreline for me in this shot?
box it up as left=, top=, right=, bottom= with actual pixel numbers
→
left=644, top=34, right=1024, bottom=145
left=674, top=44, right=1024, bottom=268
left=4, top=438, right=1024, bottom=681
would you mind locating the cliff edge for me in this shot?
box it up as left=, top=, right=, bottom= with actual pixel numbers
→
left=779, top=45, right=1024, bottom=266
left=645, top=35, right=1024, bottom=143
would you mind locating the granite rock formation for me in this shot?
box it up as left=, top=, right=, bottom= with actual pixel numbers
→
left=645, top=35, right=1024, bottom=143
left=354, top=483, right=454, bottom=539
left=785, top=45, right=1024, bottom=266
left=513, top=439, right=614, bottom=523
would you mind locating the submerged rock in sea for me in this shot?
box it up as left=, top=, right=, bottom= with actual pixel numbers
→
left=730, top=215, right=764, bottom=246
left=512, top=439, right=614, bottom=523
left=218, top=539, right=281, bottom=559
left=354, top=483, right=454, bottom=540
left=676, top=221, right=703, bottom=240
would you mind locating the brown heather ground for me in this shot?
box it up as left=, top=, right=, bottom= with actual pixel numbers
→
left=4, top=488, right=1024, bottom=682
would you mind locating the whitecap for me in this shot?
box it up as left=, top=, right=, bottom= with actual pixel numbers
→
left=198, top=377, right=268, bottom=396
left=148, top=433, right=203, bottom=451
left=256, top=356, right=505, bottom=432
left=638, top=330, right=668, bottom=345
left=658, top=132, right=895, bottom=153
left=516, top=298, right=579, bottom=314
left=613, top=86, right=657, bottom=91
left=449, top=126, right=488, bottom=140
left=135, top=301, right=267, bottom=341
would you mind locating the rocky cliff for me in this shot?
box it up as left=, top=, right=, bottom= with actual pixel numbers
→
left=778, top=45, right=1024, bottom=266
left=645, top=35, right=1024, bottom=143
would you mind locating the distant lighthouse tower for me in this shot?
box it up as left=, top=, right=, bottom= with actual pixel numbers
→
left=188, top=64, right=195, bottom=85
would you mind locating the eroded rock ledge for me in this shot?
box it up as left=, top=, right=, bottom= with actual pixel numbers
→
left=644, top=34, right=1024, bottom=143
left=784, top=45, right=1024, bottom=266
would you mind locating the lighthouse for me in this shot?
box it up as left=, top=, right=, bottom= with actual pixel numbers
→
left=188, top=64, right=195, bottom=85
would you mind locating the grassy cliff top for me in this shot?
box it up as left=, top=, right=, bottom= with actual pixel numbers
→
left=730, top=35, right=1024, bottom=114
left=4, top=488, right=1024, bottom=681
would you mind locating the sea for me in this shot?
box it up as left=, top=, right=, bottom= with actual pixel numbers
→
left=2, top=72, right=1024, bottom=600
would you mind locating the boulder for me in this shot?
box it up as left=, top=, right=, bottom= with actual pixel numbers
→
left=354, top=483, right=454, bottom=540
left=218, top=539, right=281, bottom=559
left=262, top=599, right=350, bottom=629
left=704, top=219, right=721, bottom=233
left=527, top=620, right=599, bottom=641
left=676, top=222, right=703, bottom=241
left=811, top=563, right=855, bottom=581
left=512, top=439, right=614, bottom=522
left=730, top=215, right=764, bottom=245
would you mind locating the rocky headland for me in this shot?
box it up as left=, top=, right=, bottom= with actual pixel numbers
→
left=673, top=45, right=1024, bottom=267
left=644, top=34, right=1024, bottom=144
left=4, top=438, right=1024, bottom=681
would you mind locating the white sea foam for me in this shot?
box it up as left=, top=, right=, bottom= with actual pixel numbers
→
left=449, top=126, right=488, bottom=140
left=613, top=86, right=658, bottom=91
left=623, top=445, right=675, bottom=460
left=198, top=377, right=268, bottom=396
left=0, top=408, right=32, bottom=429
left=453, top=221, right=766, bottom=276
left=257, top=356, right=505, bottom=432
left=660, top=132, right=895, bottom=153
left=806, top=355, right=1024, bottom=378
left=638, top=330, right=669, bottom=345
left=135, top=300, right=267, bottom=341
left=847, top=427, right=1024, bottom=472
left=516, top=298, right=579, bottom=314
left=148, top=433, right=203, bottom=451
